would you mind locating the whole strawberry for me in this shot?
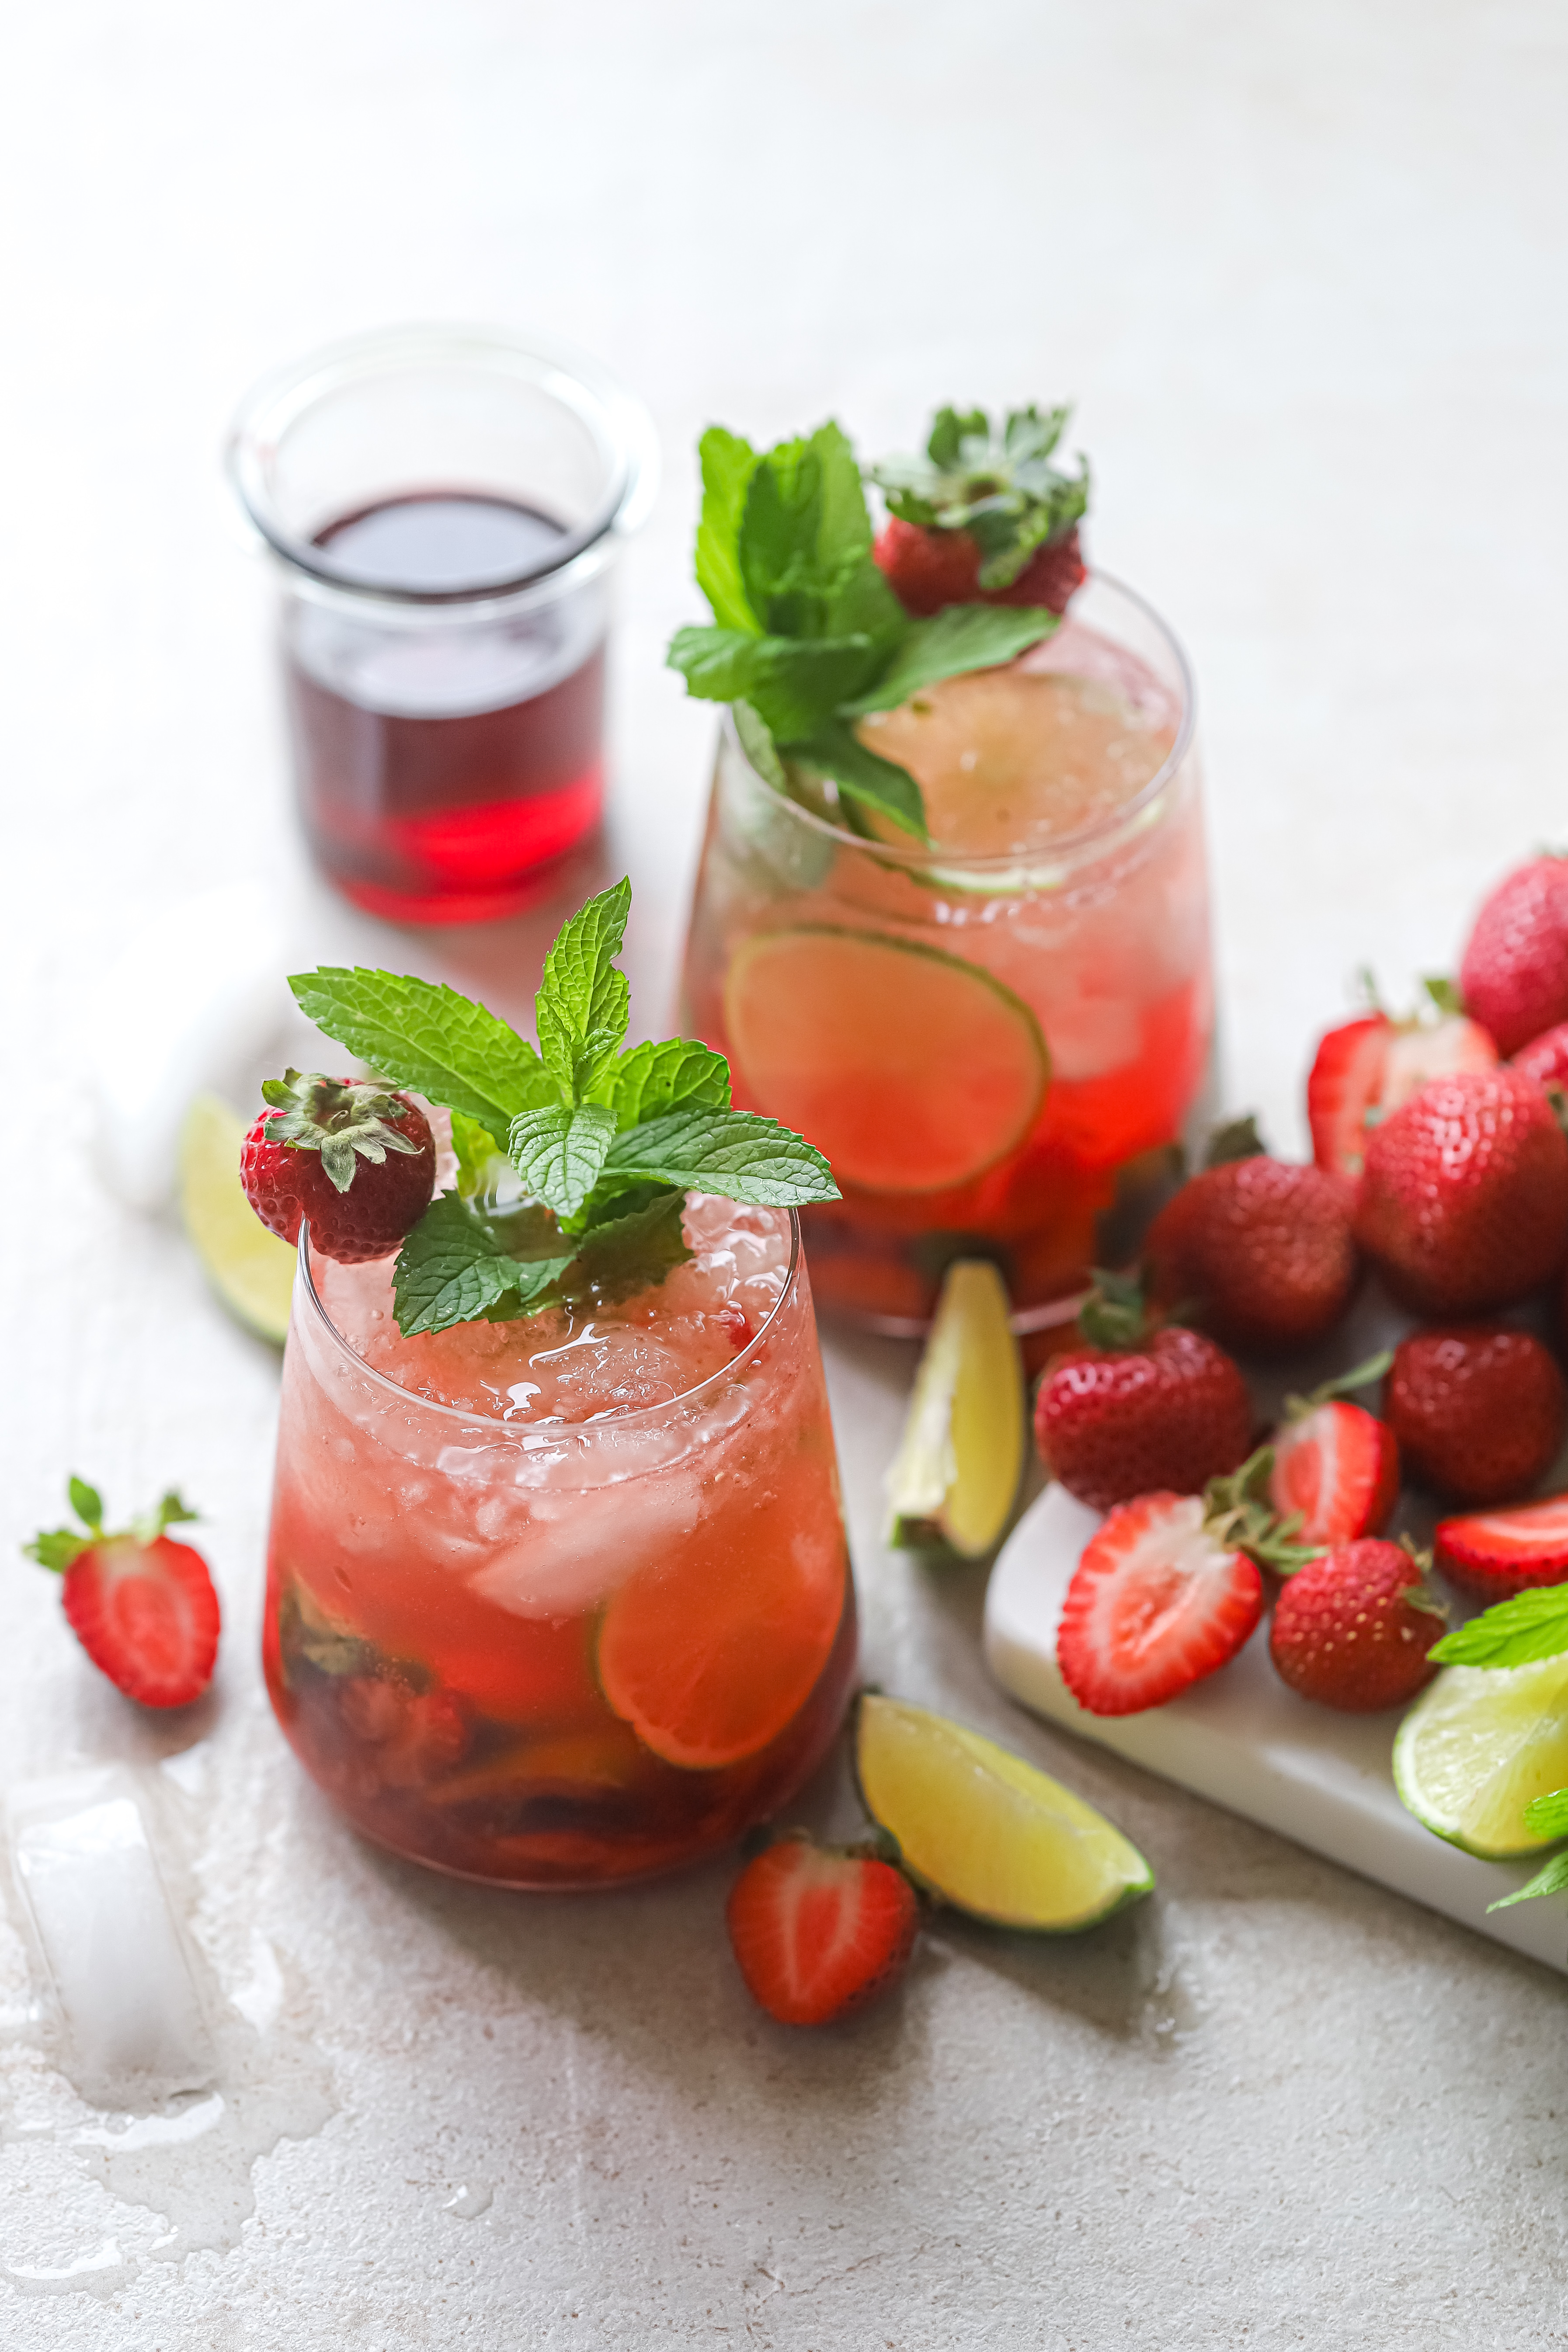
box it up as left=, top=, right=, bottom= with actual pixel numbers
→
left=241, top=1069, right=436, bottom=1265
left=24, top=1480, right=219, bottom=1708
left=1460, top=855, right=1568, bottom=1056
left=1352, top=1067, right=1568, bottom=1315
left=726, top=1833, right=920, bottom=2026
left=1269, top=1540, right=1446, bottom=1712
left=868, top=403, right=1089, bottom=620
left=1144, top=1115, right=1358, bottom=1354
left=1034, top=1272, right=1253, bottom=1513
left=1386, top=1324, right=1566, bottom=1506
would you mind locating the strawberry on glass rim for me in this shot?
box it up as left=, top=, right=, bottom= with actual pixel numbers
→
left=24, top=1479, right=219, bottom=1708
left=866, top=404, right=1089, bottom=619
left=241, top=1069, right=436, bottom=1264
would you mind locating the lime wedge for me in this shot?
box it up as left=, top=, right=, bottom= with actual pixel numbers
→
left=884, top=1259, right=1025, bottom=1557
left=178, top=1093, right=296, bottom=1345
left=855, top=1692, right=1153, bottom=1930
left=723, top=926, right=1049, bottom=1194
left=1393, top=1654, right=1568, bottom=1858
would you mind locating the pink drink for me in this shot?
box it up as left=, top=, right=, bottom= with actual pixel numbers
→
left=263, top=1199, right=856, bottom=1887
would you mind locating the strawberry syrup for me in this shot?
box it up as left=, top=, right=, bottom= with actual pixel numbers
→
left=284, top=493, right=606, bottom=923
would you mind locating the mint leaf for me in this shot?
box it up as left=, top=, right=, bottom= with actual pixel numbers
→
left=790, top=719, right=930, bottom=842
left=450, top=1109, right=511, bottom=1202
left=739, top=424, right=864, bottom=639
left=593, top=1107, right=838, bottom=1208
left=392, top=1192, right=574, bottom=1337
left=560, top=1189, right=694, bottom=1306
left=695, top=427, right=761, bottom=633
left=1429, top=1584, right=1568, bottom=1669
left=667, top=628, right=880, bottom=740
left=733, top=700, right=788, bottom=791
left=290, top=969, right=554, bottom=1138
left=842, top=605, right=1059, bottom=717
left=508, top=1101, right=618, bottom=1223
left=606, top=1038, right=730, bottom=1129
left=535, top=877, right=632, bottom=1102
left=1488, top=1850, right=1568, bottom=1911
left=1525, top=1786, right=1568, bottom=1839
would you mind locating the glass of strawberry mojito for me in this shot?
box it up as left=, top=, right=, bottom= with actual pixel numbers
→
left=249, top=881, right=852, bottom=1887
left=670, top=408, right=1213, bottom=1331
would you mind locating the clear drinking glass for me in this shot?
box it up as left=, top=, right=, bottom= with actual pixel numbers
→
left=228, top=324, right=657, bottom=924
left=677, top=575, right=1215, bottom=1337
left=262, top=1203, right=855, bottom=1888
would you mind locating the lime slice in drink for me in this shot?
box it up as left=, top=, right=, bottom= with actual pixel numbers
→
left=178, top=1093, right=296, bottom=1345
left=855, top=1692, right=1153, bottom=1930
left=723, top=927, right=1049, bottom=1194
left=884, top=1260, right=1025, bottom=1557
left=1392, top=1655, right=1568, bottom=1858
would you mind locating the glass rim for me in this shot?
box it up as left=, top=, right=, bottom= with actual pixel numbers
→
left=722, top=569, right=1197, bottom=877
left=226, top=321, right=660, bottom=608
left=296, top=1203, right=803, bottom=1434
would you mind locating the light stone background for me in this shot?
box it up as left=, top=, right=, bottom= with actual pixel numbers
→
left=3, top=3, right=1568, bottom=2346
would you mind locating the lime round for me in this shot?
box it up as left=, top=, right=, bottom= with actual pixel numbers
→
left=855, top=1692, right=1152, bottom=1931
left=1393, top=1654, right=1568, bottom=1859
left=178, top=1093, right=296, bottom=1346
left=723, top=927, right=1049, bottom=1195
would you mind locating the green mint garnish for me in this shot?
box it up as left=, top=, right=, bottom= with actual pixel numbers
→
left=1488, top=1789, right=1568, bottom=1911
left=666, top=418, right=1061, bottom=841
left=292, top=879, right=838, bottom=1339
left=868, top=403, right=1089, bottom=591
left=1428, top=1584, right=1568, bottom=1670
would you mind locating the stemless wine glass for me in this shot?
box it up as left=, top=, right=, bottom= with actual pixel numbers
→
left=678, top=574, right=1216, bottom=1335
left=228, top=324, right=658, bottom=923
left=262, top=1206, right=855, bottom=1888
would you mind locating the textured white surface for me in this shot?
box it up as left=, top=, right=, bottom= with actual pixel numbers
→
left=4, top=3, right=1568, bottom=2345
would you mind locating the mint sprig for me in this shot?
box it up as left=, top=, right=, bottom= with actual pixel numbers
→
left=666, top=420, right=1060, bottom=841
left=292, top=879, right=838, bottom=1338
left=1428, top=1584, right=1568, bottom=1670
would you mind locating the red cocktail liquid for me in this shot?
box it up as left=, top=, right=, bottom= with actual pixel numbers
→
left=285, top=494, right=605, bottom=924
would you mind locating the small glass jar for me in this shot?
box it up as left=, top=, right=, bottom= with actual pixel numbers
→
left=262, top=1209, right=856, bottom=1889
left=228, top=324, right=657, bottom=923
left=677, top=574, right=1216, bottom=1337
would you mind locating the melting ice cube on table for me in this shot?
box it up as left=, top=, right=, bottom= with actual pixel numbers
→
left=6, top=1766, right=214, bottom=2106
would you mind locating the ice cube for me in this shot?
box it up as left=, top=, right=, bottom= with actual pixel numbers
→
left=7, top=1767, right=214, bottom=2107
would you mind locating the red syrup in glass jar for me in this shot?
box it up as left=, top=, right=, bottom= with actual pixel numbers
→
left=284, top=493, right=606, bottom=924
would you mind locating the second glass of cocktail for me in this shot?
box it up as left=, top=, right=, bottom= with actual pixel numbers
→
left=669, top=406, right=1214, bottom=1332
left=244, top=883, right=853, bottom=1886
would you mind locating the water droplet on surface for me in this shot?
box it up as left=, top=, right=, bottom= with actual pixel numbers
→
left=442, top=2179, right=494, bottom=2220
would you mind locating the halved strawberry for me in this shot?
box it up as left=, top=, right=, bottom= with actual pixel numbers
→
left=1055, top=1453, right=1301, bottom=1716
left=1268, top=1355, right=1399, bottom=1546
left=1433, top=1495, right=1568, bottom=1602
left=24, top=1480, right=219, bottom=1709
left=1307, top=1008, right=1498, bottom=1184
left=725, top=1833, right=920, bottom=2026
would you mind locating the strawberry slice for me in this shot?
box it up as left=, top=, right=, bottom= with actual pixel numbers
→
left=25, top=1479, right=219, bottom=1709
left=1057, top=1487, right=1266, bottom=1716
left=725, top=1834, right=920, bottom=2026
left=1434, top=1495, right=1568, bottom=1602
left=1307, top=1010, right=1497, bottom=1183
left=1268, top=1354, right=1399, bottom=1545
